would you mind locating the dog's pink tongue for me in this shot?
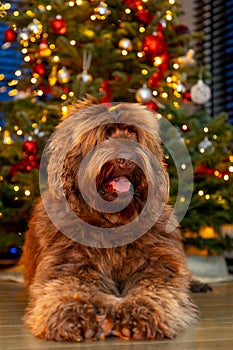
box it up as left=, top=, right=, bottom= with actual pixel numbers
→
left=109, top=177, right=131, bottom=193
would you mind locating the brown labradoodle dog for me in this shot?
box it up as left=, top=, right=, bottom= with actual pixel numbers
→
left=21, top=100, right=199, bottom=342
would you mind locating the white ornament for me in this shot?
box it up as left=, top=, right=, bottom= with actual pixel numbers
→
left=190, top=79, right=211, bottom=105
left=135, top=84, right=152, bottom=103
left=198, top=136, right=214, bottom=154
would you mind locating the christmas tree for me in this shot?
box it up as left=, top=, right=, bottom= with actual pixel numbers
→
left=0, top=0, right=233, bottom=259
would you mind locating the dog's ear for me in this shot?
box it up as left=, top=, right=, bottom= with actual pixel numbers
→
left=47, top=98, right=102, bottom=199
left=62, top=95, right=99, bottom=120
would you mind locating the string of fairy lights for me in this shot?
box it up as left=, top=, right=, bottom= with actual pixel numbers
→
left=0, top=0, right=232, bottom=215
left=1, top=0, right=189, bottom=105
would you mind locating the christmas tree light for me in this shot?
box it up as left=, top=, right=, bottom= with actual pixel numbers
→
left=0, top=0, right=232, bottom=255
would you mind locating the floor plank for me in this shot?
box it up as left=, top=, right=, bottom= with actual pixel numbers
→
left=0, top=281, right=232, bottom=349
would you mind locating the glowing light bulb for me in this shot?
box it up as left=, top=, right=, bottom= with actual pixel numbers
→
left=141, top=69, right=148, bottom=75
left=182, top=124, right=188, bottom=131
left=181, top=163, right=187, bottom=170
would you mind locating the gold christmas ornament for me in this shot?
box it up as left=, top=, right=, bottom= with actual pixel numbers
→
left=3, top=130, right=14, bottom=144
left=57, top=66, right=70, bottom=84
left=0, top=1, right=7, bottom=17
left=38, top=38, right=52, bottom=57
left=48, top=66, right=58, bottom=86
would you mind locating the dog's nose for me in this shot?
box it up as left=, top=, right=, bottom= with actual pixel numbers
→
left=116, top=152, right=135, bottom=169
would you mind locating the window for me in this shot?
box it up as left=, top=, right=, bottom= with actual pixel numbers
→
left=0, top=1, right=21, bottom=102
left=194, top=0, right=233, bottom=122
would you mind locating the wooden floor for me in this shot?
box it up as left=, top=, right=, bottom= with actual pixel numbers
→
left=0, top=281, right=232, bottom=350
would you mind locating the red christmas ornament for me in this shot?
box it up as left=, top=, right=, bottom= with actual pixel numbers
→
left=99, top=80, right=112, bottom=103
left=114, top=75, right=121, bottom=82
left=16, top=158, right=31, bottom=173
left=195, top=164, right=214, bottom=176
left=4, top=28, right=17, bottom=42
left=33, top=63, right=46, bottom=76
left=38, top=84, right=52, bottom=95
left=136, top=9, right=154, bottom=24
left=16, top=155, right=40, bottom=173
left=51, top=17, right=67, bottom=35
left=159, top=52, right=170, bottom=74
left=28, top=155, right=40, bottom=169
left=28, top=55, right=36, bottom=64
left=123, top=0, right=142, bottom=10
left=145, top=101, right=158, bottom=112
left=9, top=164, right=17, bottom=178
left=142, top=34, right=165, bottom=60
left=22, top=140, right=38, bottom=156
left=148, top=71, right=163, bottom=88
left=183, top=91, right=191, bottom=103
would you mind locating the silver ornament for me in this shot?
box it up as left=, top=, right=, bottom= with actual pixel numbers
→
left=77, top=49, right=93, bottom=84
left=190, top=79, right=211, bottom=105
left=28, top=19, right=41, bottom=34
left=118, top=38, right=133, bottom=52
left=135, top=84, right=152, bottom=103
left=94, top=1, right=111, bottom=19
left=198, top=136, right=215, bottom=154
left=77, top=70, right=93, bottom=84
left=18, top=29, right=30, bottom=41
left=177, top=82, right=186, bottom=93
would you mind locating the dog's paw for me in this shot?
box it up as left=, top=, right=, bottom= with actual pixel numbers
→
left=26, top=293, right=102, bottom=342
left=114, top=296, right=174, bottom=340
left=26, top=292, right=116, bottom=342
left=190, top=279, right=212, bottom=293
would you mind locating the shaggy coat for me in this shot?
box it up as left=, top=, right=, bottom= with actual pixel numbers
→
left=21, top=100, right=198, bottom=342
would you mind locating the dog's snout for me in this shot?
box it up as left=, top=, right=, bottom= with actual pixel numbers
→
left=116, top=152, right=135, bottom=169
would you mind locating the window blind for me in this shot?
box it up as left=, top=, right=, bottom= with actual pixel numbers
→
left=194, top=0, right=233, bottom=122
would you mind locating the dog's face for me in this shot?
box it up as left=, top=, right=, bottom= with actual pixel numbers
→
left=47, top=101, right=169, bottom=228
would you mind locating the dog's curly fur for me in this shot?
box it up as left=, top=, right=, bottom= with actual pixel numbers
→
left=21, top=100, right=199, bottom=342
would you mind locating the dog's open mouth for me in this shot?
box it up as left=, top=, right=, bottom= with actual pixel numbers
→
left=105, top=176, right=132, bottom=194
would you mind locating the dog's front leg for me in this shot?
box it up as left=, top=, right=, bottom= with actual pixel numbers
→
left=114, top=276, right=199, bottom=340
left=24, top=276, right=115, bottom=342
